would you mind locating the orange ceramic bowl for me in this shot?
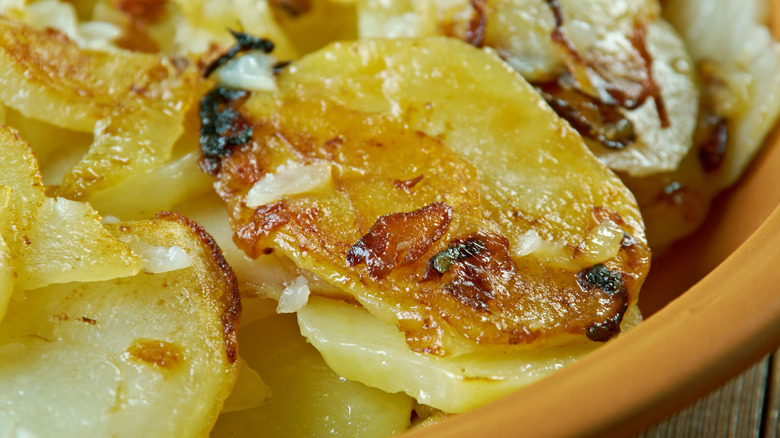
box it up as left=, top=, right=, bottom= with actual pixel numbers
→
left=403, top=4, right=780, bottom=438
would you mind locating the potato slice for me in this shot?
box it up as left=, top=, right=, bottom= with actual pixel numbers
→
left=148, top=0, right=298, bottom=58
left=0, top=213, right=241, bottom=437
left=0, top=17, right=206, bottom=200
left=0, top=187, right=14, bottom=323
left=664, top=0, right=780, bottom=188
left=211, top=37, right=650, bottom=355
left=299, top=296, right=641, bottom=413
left=356, top=0, right=698, bottom=177
left=89, top=151, right=213, bottom=220
left=0, top=126, right=141, bottom=290
left=212, top=312, right=414, bottom=437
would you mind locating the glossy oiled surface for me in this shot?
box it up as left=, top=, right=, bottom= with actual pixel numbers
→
left=213, top=38, right=650, bottom=356
left=405, top=1, right=780, bottom=436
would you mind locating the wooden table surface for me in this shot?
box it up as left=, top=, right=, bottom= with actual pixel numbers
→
left=636, top=350, right=780, bottom=437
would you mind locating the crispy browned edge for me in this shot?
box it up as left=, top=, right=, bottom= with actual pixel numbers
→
left=155, top=211, right=241, bottom=364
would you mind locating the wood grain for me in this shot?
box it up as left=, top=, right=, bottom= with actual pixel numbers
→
left=637, top=353, right=775, bottom=437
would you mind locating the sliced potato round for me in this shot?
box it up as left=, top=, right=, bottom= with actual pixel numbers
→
left=0, top=213, right=241, bottom=437
left=211, top=37, right=650, bottom=355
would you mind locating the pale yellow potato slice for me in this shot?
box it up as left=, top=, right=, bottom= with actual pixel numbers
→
left=664, top=0, right=780, bottom=189
left=0, top=126, right=141, bottom=290
left=269, top=0, right=358, bottom=55
left=90, top=151, right=213, bottom=220
left=212, top=312, right=414, bottom=437
left=299, top=296, right=642, bottom=413
left=0, top=187, right=14, bottom=323
left=0, top=213, right=241, bottom=437
left=0, top=17, right=205, bottom=200
left=213, top=37, right=650, bottom=355
left=152, top=0, right=298, bottom=58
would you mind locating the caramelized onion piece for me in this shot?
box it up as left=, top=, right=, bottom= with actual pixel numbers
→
left=535, top=80, right=636, bottom=149
left=347, top=203, right=453, bottom=280
left=543, top=0, right=668, bottom=127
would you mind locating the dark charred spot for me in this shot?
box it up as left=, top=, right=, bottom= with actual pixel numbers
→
left=576, top=264, right=628, bottom=342
left=202, top=30, right=275, bottom=79
left=346, top=203, right=453, bottom=280
left=270, top=0, right=312, bottom=17
left=535, top=80, right=636, bottom=149
left=465, top=0, right=488, bottom=48
left=262, top=247, right=275, bottom=255
left=199, top=87, right=252, bottom=174
left=393, top=174, right=424, bottom=193
left=79, top=316, right=97, bottom=325
left=577, top=264, right=625, bottom=297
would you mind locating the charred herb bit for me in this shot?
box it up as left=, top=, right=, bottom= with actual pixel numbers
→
left=199, top=86, right=253, bottom=174
left=346, top=203, right=453, bottom=280
left=421, top=238, right=485, bottom=281
left=202, top=29, right=275, bottom=79
left=576, top=263, right=628, bottom=342
left=536, top=81, right=636, bottom=149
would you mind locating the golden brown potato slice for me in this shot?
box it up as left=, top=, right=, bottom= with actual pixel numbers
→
left=209, top=37, right=650, bottom=355
left=0, top=212, right=240, bottom=437
left=0, top=17, right=206, bottom=200
left=0, top=126, right=141, bottom=290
